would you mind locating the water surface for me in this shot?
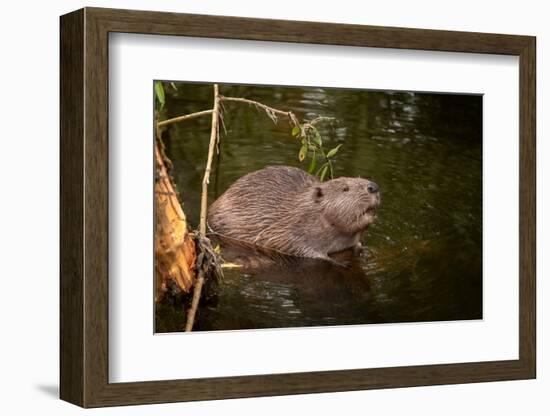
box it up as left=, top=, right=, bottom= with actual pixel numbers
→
left=156, top=82, right=482, bottom=332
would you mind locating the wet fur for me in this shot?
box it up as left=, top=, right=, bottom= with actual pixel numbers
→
left=208, top=166, right=380, bottom=262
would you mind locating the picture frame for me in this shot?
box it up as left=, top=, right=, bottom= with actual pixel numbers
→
left=60, top=7, right=536, bottom=408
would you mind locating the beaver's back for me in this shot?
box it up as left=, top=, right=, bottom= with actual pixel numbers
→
left=207, top=166, right=317, bottom=243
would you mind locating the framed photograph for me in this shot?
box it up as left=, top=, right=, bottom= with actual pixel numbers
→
left=60, top=7, right=536, bottom=408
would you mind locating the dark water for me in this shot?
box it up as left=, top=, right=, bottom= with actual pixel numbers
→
left=157, top=82, right=482, bottom=332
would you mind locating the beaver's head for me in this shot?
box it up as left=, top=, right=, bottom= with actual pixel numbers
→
left=312, top=177, right=380, bottom=234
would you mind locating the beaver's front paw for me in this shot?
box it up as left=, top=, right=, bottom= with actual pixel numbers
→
left=353, top=242, right=364, bottom=256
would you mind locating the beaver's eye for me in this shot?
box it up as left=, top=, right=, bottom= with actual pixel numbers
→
left=343, top=186, right=349, bottom=192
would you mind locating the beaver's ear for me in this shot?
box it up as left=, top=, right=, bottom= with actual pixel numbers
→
left=313, top=187, right=324, bottom=202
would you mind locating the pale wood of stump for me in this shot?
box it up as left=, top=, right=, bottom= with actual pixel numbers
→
left=154, top=140, right=196, bottom=297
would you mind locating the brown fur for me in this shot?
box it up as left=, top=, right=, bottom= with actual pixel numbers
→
left=208, top=166, right=380, bottom=261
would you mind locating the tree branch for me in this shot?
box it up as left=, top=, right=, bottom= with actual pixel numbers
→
left=185, top=268, right=205, bottom=331
left=157, top=109, right=213, bottom=128
left=199, top=85, right=220, bottom=236
left=186, top=84, right=221, bottom=332
left=219, top=95, right=299, bottom=126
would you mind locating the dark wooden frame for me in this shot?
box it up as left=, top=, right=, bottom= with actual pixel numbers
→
left=60, top=7, right=536, bottom=408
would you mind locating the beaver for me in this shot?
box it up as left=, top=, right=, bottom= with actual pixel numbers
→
left=207, top=165, right=380, bottom=262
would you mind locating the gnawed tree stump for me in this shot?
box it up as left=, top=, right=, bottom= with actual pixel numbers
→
left=154, top=136, right=196, bottom=301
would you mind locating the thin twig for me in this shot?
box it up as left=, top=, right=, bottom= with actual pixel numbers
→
left=219, top=95, right=299, bottom=127
left=157, top=109, right=213, bottom=128
left=308, top=116, right=335, bottom=126
left=186, top=84, right=221, bottom=332
left=185, top=268, right=205, bottom=331
left=199, top=85, right=220, bottom=236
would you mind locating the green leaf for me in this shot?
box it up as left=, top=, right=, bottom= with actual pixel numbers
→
left=315, top=162, right=328, bottom=176
left=319, top=165, right=329, bottom=182
left=312, top=131, right=322, bottom=146
left=170, top=82, right=178, bottom=90
left=308, top=152, right=317, bottom=173
left=154, top=81, right=165, bottom=109
left=316, top=162, right=327, bottom=174
left=292, top=126, right=301, bottom=136
left=298, top=144, right=308, bottom=162
left=326, top=144, right=343, bottom=159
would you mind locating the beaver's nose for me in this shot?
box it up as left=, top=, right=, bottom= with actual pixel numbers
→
left=367, top=182, right=379, bottom=194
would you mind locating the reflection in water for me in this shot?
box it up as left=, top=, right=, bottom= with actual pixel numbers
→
left=196, top=252, right=373, bottom=330
left=158, top=82, right=483, bottom=331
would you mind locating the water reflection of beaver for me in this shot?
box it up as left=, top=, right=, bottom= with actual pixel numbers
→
left=208, top=166, right=380, bottom=263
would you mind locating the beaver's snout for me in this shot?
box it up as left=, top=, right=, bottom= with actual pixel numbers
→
left=367, top=181, right=379, bottom=194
